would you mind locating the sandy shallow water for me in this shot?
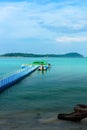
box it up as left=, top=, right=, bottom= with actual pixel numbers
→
left=0, top=111, right=87, bottom=130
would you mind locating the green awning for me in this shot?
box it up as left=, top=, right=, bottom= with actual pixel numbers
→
left=32, top=61, right=48, bottom=65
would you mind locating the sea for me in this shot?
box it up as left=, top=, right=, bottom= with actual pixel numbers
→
left=0, top=57, right=87, bottom=130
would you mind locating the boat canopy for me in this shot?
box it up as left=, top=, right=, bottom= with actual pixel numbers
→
left=32, top=61, right=48, bottom=65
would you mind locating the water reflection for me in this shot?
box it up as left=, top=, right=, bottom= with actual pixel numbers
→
left=38, top=70, right=47, bottom=75
left=37, top=67, right=51, bottom=75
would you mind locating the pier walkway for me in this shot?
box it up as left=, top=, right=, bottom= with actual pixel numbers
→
left=0, top=65, right=39, bottom=92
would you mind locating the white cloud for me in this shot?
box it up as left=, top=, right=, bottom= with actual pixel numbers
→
left=56, top=36, right=87, bottom=43
left=0, top=2, right=57, bottom=39
left=0, top=1, right=87, bottom=40
left=0, top=0, right=87, bottom=55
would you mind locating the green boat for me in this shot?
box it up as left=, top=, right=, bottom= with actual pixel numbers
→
left=32, top=61, right=51, bottom=71
left=32, top=61, right=48, bottom=66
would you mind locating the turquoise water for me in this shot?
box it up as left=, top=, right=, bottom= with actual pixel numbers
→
left=0, top=57, right=87, bottom=115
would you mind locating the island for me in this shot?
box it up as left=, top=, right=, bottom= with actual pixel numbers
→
left=0, top=52, right=84, bottom=58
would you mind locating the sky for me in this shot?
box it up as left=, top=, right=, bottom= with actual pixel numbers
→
left=0, top=0, right=87, bottom=56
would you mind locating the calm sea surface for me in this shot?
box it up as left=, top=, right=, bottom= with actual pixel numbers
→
left=0, top=57, right=87, bottom=115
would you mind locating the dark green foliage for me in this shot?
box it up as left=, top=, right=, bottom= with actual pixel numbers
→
left=0, top=52, right=84, bottom=58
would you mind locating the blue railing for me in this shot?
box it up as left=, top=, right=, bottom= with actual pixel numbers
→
left=0, top=65, right=38, bottom=92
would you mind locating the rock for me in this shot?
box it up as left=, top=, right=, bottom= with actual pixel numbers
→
left=58, top=104, right=87, bottom=122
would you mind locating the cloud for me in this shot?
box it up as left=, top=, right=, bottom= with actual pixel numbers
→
left=56, top=36, right=87, bottom=43
left=0, top=2, right=56, bottom=39
left=0, top=0, right=86, bottom=40
left=0, top=0, right=87, bottom=55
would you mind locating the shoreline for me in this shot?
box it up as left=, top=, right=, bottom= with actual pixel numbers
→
left=0, top=111, right=87, bottom=130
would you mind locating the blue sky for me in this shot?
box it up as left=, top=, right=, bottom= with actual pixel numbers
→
left=0, top=0, right=87, bottom=56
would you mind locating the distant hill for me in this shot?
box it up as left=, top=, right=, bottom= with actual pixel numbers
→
left=0, top=52, right=84, bottom=58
